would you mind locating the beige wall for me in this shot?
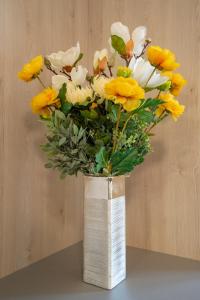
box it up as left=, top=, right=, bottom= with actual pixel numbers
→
left=0, top=0, right=199, bottom=278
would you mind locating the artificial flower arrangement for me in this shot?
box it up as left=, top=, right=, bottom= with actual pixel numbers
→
left=18, top=22, right=186, bottom=177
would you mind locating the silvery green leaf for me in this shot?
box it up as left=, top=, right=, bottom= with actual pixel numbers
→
left=59, top=137, right=66, bottom=146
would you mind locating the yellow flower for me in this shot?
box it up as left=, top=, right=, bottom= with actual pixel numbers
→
left=117, top=66, right=132, bottom=78
left=18, top=55, right=43, bottom=82
left=105, top=77, right=145, bottom=112
left=156, top=92, right=185, bottom=121
left=67, top=82, right=92, bottom=104
left=31, top=88, right=59, bottom=117
left=147, top=46, right=179, bottom=71
left=92, top=76, right=110, bottom=98
left=162, top=71, right=187, bottom=96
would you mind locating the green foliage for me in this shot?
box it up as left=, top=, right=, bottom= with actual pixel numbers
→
left=58, top=83, right=72, bottom=114
left=95, top=146, right=109, bottom=173
left=40, top=95, right=164, bottom=177
left=111, top=35, right=126, bottom=55
left=137, top=98, right=164, bottom=111
left=111, top=148, right=139, bottom=175
left=41, top=111, right=95, bottom=178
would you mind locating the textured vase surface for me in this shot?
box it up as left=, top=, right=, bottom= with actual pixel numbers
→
left=83, top=175, right=126, bottom=289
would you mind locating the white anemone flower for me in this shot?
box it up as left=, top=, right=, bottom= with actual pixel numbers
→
left=129, top=57, right=169, bottom=88
left=52, top=75, right=68, bottom=91
left=132, top=26, right=147, bottom=56
left=110, top=22, right=148, bottom=57
left=71, top=65, right=88, bottom=86
left=47, top=42, right=80, bottom=71
left=111, top=22, right=130, bottom=43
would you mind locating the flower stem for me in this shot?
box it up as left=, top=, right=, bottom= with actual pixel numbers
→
left=36, top=75, right=46, bottom=88
left=61, top=70, right=72, bottom=81
left=135, top=39, right=151, bottom=59
left=144, top=67, right=156, bottom=88
left=156, top=90, right=161, bottom=98
left=120, top=113, right=132, bottom=137
left=112, top=106, right=121, bottom=153
left=108, top=64, right=113, bottom=77
left=146, top=112, right=167, bottom=133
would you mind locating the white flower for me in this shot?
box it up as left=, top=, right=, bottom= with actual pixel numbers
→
left=132, top=26, right=147, bottom=56
left=47, top=42, right=80, bottom=71
left=111, top=22, right=130, bottom=43
left=93, top=49, right=108, bottom=70
left=52, top=75, right=68, bottom=91
left=129, top=57, right=169, bottom=88
left=92, top=76, right=110, bottom=98
left=71, top=65, right=88, bottom=86
left=110, top=22, right=149, bottom=58
left=67, top=82, right=92, bottom=104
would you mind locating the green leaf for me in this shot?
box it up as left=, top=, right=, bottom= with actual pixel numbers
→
left=138, top=110, right=154, bottom=123
left=136, top=98, right=164, bottom=112
left=111, top=35, right=126, bottom=55
left=81, top=110, right=98, bottom=120
left=58, top=83, right=72, bottom=114
left=59, top=137, right=66, bottom=146
left=62, top=102, right=72, bottom=114
left=95, top=146, right=108, bottom=172
left=73, top=124, right=79, bottom=136
left=111, top=105, right=119, bottom=122
left=73, top=53, right=83, bottom=67
left=111, top=148, right=138, bottom=175
left=58, top=83, right=66, bottom=105
left=55, top=110, right=66, bottom=121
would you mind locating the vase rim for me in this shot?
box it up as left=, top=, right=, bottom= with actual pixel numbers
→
left=83, top=173, right=130, bottom=178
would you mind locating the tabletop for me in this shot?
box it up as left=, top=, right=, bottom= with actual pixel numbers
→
left=0, top=242, right=200, bottom=300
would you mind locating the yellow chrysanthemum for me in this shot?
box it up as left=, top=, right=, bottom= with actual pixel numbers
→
left=147, top=46, right=179, bottom=71
left=92, top=76, right=110, bottom=98
left=156, top=92, right=185, bottom=121
left=67, top=82, right=92, bottom=104
left=162, top=71, right=187, bottom=96
left=105, top=77, right=145, bottom=112
left=18, top=55, right=44, bottom=82
left=31, top=88, right=59, bottom=117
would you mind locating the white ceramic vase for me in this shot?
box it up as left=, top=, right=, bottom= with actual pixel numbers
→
left=83, top=175, right=126, bottom=289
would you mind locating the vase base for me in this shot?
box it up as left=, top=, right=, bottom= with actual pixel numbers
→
left=83, top=272, right=126, bottom=290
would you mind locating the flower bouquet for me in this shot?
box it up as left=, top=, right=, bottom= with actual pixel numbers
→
left=19, top=22, right=186, bottom=289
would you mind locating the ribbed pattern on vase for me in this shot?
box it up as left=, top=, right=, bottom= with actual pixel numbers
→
left=83, top=176, right=126, bottom=289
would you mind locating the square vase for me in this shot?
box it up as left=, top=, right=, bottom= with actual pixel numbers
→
left=83, top=175, right=126, bottom=289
